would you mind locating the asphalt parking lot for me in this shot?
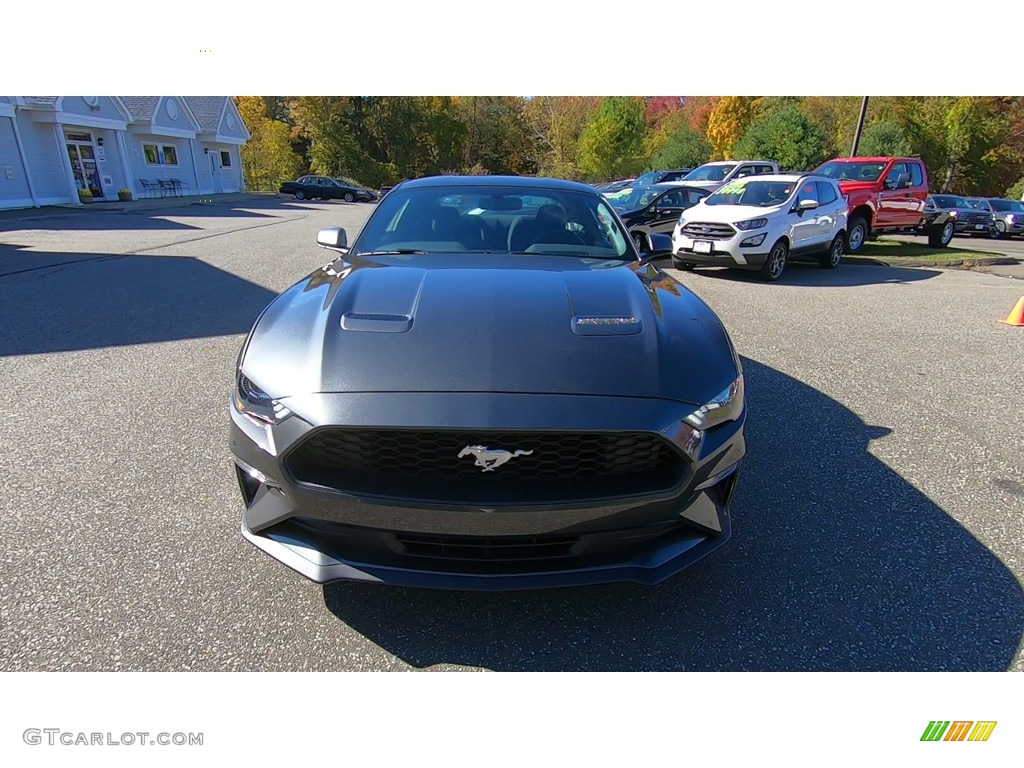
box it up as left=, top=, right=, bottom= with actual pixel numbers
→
left=1, top=196, right=1022, bottom=671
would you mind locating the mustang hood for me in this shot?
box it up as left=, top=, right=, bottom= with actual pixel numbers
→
left=240, top=254, right=738, bottom=407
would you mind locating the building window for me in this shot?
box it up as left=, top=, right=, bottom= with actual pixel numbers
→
left=143, top=143, right=179, bottom=166
left=220, top=151, right=231, bottom=167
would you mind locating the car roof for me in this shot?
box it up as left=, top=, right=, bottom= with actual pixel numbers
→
left=398, top=175, right=597, bottom=193
left=826, top=156, right=917, bottom=163
left=721, top=173, right=826, bottom=184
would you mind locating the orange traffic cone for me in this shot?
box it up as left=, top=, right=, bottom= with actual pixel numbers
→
left=1002, top=296, right=1024, bottom=326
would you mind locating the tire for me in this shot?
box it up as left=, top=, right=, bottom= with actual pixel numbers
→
left=295, top=190, right=306, bottom=200
left=819, top=234, right=844, bottom=269
left=927, top=219, right=955, bottom=248
left=846, top=216, right=868, bottom=253
left=994, top=221, right=1007, bottom=239
left=344, top=192, right=355, bottom=202
left=760, top=240, right=788, bottom=282
left=632, top=232, right=647, bottom=251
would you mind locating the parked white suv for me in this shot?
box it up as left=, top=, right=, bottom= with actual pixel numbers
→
left=671, top=174, right=848, bottom=282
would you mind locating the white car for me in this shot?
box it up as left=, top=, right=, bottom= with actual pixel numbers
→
left=671, top=174, right=849, bottom=282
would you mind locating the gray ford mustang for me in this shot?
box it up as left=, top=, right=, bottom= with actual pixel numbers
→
left=229, top=175, right=746, bottom=590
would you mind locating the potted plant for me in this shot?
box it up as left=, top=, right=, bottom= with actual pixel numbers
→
left=78, top=189, right=93, bottom=204
left=118, top=188, right=133, bottom=202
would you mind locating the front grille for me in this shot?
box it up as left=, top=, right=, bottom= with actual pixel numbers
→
left=285, top=429, right=686, bottom=504
left=682, top=222, right=736, bottom=240
left=395, top=532, right=579, bottom=562
left=962, top=212, right=990, bottom=223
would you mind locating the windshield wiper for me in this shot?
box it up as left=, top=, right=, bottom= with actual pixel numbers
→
left=357, top=249, right=429, bottom=255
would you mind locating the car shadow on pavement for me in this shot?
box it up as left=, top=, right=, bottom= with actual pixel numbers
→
left=322, top=357, right=1024, bottom=671
left=0, top=249, right=278, bottom=356
left=661, top=259, right=942, bottom=287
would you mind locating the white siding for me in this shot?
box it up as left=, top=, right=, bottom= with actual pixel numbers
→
left=16, top=114, right=71, bottom=204
left=0, top=116, right=33, bottom=208
left=58, top=96, right=126, bottom=124
left=127, top=132, right=200, bottom=194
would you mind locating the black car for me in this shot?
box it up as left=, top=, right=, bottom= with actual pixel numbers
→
left=925, top=194, right=996, bottom=237
left=634, top=169, right=694, bottom=186
left=606, top=183, right=709, bottom=249
left=230, top=175, right=746, bottom=590
left=279, top=175, right=375, bottom=202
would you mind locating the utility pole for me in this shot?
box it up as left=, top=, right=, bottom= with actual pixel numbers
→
left=850, top=97, right=869, bottom=157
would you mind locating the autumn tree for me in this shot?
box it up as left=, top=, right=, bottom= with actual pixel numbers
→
left=576, top=96, right=647, bottom=181
left=706, top=97, right=757, bottom=159
left=235, top=96, right=304, bottom=191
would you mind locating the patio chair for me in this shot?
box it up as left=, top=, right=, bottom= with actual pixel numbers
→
left=169, top=178, right=191, bottom=196
left=139, top=179, right=162, bottom=199
left=157, top=180, right=178, bottom=198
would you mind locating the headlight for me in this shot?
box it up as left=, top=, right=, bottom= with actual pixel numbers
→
left=234, top=372, right=290, bottom=425
left=735, top=218, right=768, bottom=231
left=684, top=375, right=745, bottom=430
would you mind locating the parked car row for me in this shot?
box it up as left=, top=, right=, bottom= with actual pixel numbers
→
left=278, top=175, right=379, bottom=203
left=600, top=155, right=988, bottom=281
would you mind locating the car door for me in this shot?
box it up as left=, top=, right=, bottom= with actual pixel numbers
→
left=877, top=161, right=914, bottom=227
left=790, top=180, right=821, bottom=250
left=649, top=189, right=689, bottom=234
left=815, top=180, right=843, bottom=245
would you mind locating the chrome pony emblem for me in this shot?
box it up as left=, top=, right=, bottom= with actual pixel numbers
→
left=458, top=445, right=533, bottom=472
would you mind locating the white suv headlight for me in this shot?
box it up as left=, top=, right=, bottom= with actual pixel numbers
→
left=735, top=218, right=768, bottom=231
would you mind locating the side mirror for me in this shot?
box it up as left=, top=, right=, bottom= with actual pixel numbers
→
left=637, top=232, right=672, bottom=259
left=797, top=199, right=819, bottom=212
left=316, top=227, right=348, bottom=252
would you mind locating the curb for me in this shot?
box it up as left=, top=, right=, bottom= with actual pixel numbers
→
left=842, top=255, right=1020, bottom=269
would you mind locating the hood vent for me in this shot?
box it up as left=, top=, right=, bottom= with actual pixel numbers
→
left=571, top=315, right=642, bottom=336
left=341, top=312, right=413, bottom=333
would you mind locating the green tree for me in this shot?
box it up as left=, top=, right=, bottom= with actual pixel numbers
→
left=733, top=105, right=828, bottom=170
left=576, top=96, right=647, bottom=181
left=647, top=113, right=712, bottom=169
left=857, top=119, right=913, bottom=157
left=1006, top=176, right=1024, bottom=200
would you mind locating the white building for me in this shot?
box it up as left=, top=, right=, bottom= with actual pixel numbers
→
left=0, top=96, right=250, bottom=210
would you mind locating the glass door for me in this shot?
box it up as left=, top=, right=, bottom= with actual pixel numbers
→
left=65, top=130, right=103, bottom=198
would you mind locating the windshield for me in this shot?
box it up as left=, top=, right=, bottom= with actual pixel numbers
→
left=704, top=179, right=795, bottom=207
left=683, top=164, right=736, bottom=182
left=605, top=185, right=663, bottom=211
left=931, top=195, right=970, bottom=209
left=634, top=171, right=661, bottom=186
left=965, top=199, right=989, bottom=209
left=991, top=199, right=1024, bottom=212
left=352, top=185, right=631, bottom=259
left=815, top=161, right=886, bottom=182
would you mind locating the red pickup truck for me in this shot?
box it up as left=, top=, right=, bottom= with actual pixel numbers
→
left=812, top=156, right=956, bottom=253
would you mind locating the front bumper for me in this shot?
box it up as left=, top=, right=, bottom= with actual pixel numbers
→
left=230, top=391, right=745, bottom=590
left=672, top=229, right=770, bottom=270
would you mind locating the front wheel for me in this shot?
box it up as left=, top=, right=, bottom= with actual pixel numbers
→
left=295, top=190, right=306, bottom=200
left=344, top=192, right=355, bottom=203
left=927, top=219, right=955, bottom=248
left=760, top=240, right=788, bottom=282
left=846, top=216, right=868, bottom=253
left=994, top=221, right=1007, bottom=239
left=819, top=234, right=844, bottom=269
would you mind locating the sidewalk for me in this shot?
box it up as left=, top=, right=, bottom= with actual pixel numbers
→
left=0, top=192, right=278, bottom=224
